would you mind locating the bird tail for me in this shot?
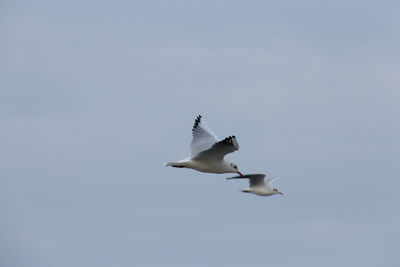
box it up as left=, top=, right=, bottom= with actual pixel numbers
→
left=163, top=161, right=188, bottom=168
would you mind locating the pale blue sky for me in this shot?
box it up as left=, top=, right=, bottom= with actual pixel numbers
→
left=1, top=1, right=399, bottom=266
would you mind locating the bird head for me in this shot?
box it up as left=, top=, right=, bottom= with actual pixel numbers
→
left=230, top=162, right=243, bottom=176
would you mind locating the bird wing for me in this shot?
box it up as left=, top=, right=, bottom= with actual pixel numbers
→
left=265, top=177, right=279, bottom=191
left=190, top=115, right=219, bottom=157
left=227, top=174, right=266, bottom=187
left=193, top=135, right=239, bottom=161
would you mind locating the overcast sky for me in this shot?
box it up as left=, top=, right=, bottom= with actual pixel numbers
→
left=1, top=1, right=399, bottom=266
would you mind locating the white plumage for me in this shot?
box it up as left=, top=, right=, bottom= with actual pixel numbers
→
left=164, top=115, right=242, bottom=175
left=227, top=173, right=283, bottom=196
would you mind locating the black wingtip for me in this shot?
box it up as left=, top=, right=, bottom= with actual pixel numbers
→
left=215, top=136, right=236, bottom=146
left=226, top=176, right=243, bottom=180
left=193, top=115, right=202, bottom=129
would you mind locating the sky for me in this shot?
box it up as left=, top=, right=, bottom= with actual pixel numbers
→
left=1, top=0, right=400, bottom=266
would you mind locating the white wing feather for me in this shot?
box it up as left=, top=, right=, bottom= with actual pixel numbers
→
left=194, top=135, right=239, bottom=161
left=227, top=174, right=265, bottom=188
left=190, top=115, right=219, bottom=157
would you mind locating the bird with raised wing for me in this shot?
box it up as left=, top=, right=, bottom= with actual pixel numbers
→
left=227, top=173, right=283, bottom=196
left=164, top=115, right=243, bottom=176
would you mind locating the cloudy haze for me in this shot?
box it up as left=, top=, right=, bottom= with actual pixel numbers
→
left=1, top=1, right=399, bottom=266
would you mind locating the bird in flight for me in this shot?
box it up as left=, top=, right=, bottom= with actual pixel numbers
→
left=165, top=115, right=243, bottom=176
left=227, top=173, right=283, bottom=196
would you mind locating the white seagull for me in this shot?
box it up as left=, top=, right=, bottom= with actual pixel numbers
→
left=227, top=174, right=283, bottom=196
left=164, top=115, right=243, bottom=176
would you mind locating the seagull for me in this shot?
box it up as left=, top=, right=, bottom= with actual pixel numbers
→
left=164, top=115, right=243, bottom=176
left=227, top=174, right=283, bottom=196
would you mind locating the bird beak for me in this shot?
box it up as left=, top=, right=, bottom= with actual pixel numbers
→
left=237, top=171, right=243, bottom=177
left=279, top=192, right=283, bottom=195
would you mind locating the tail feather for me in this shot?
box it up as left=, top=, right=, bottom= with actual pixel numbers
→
left=163, top=162, right=188, bottom=168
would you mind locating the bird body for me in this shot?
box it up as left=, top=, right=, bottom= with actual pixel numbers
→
left=227, top=173, right=283, bottom=196
left=165, top=115, right=242, bottom=176
left=165, top=158, right=236, bottom=174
